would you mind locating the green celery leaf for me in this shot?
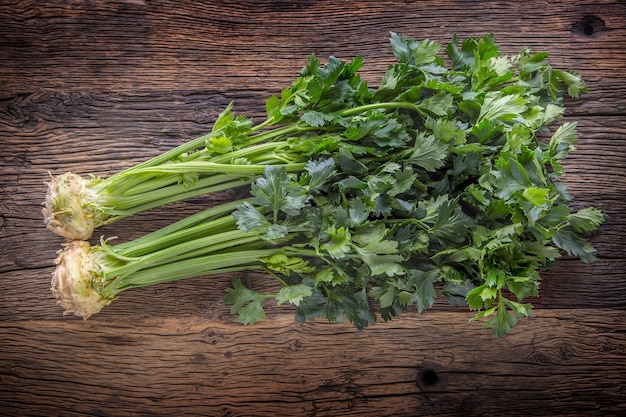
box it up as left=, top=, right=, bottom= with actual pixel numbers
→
left=552, top=230, right=598, bottom=263
left=427, top=117, right=465, bottom=143
left=314, top=267, right=347, bottom=285
left=518, top=50, right=549, bottom=76
left=223, top=278, right=269, bottom=325
left=547, top=122, right=578, bottom=175
left=301, top=110, right=337, bottom=127
left=411, top=38, right=441, bottom=65
left=347, top=197, right=369, bottom=227
left=251, top=166, right=310, bottom=216
left=404, top=132, right=448, bottom=172
left=262, top=254, right=313, bottom=275
left=177, top=171, right=199, bottom=189
left=267, top=224, right=290, bottom=241
left=422, top=76, right=465, bottom=94
left=541, top=104, right=565, bottom=126
left=482, top=299, right=518, bottom=338
left=353, top=247, right=404, bottom=277
left=294, top=288, right=327, bottom=323
left=522, top=241, right=561, bottom=262
left=205, top=135, right=233, bottom=155
left=336, top=175, right=368, bottom=192
left=505, top=273, right=540, bottom=301
left=370, top=285, right=398, bottom=309
left=469, top=118, right=503, bottom=144
left=211, top=102, right=253, bottom=145
left=429, top=198, right=473, bottom=244
left=477, top=91, right=527, bottom=124
left=288, top=134, right=342, bottom=156
left=276, top=284, right=314, bottom=306
left=475, top=33, right=500, bottom=62
left=408, top=269, right=439, bottom=313
left=233, top=202, right=271, bottom=232
left=553, top=69, right=588, bottom=98
left=522, top=187, right=550, bottom=206
left=344, top=113, right=410, bottom=149
left=305, top=158, right=336, bottom=190
left=483, top=265, right=506, bottom=288
left=322, top=225, right=352, bottom=259
left=212, top=101, right=236, bottom=132
left=493, top=156, right=531, bottom=200
left=389, top=166, right=418, bottom=197
left=352, top=224, right=404, bottom=277
left=442, top=280, right=474, bottom=307
left=504, top=298, right=533, bottom=318
left=417, top=92, right=454, bottom=117
left=466, top=285, right=488, bottom=310
left=302, top=53, right=320, bottom=76
left=567, top=207, right=606, bottom=234
left=317, top=56, right=347, bottom=88
left=265, top=94, right=282, bottom=121
left=415, top=195, right=448, bottom=225
left=337, top=288, right=376, bottom=330
left=445, top=34, right=475, bottom=70
left=389, top=32, right=417, bottom=64
left=236, top=299, right=266, bottom=325
left=480, top=286, right=498, bottom=302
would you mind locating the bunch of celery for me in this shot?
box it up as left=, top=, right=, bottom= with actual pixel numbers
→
left=47, top=33, right=605, bottom=336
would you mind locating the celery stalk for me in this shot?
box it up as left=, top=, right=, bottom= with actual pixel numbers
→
left=50, top=201, right=284, bottom=318
left=43, top=121, right=309, bottom=240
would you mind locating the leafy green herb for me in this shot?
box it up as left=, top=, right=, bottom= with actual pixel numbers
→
left=48, top=33, right=604, bottom=337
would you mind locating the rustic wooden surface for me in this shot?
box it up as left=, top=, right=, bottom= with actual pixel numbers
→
left=1, top=1, right=625, bottom=416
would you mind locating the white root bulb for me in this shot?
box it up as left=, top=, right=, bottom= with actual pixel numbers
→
left=43, top=172, right=97, bottom=240
left=51, top=240, right=112, bottom=319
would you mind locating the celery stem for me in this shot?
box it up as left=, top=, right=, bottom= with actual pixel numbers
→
left=341, top=102, right=420, bottom=116
left=102, top=178, right=249, bottom=220
left=244, top=123, right=307, bottom=146
left=114, top=249, right=282, bottom=290
left=113, top=200, right=245, bottom=254
left=106, top=228, right=258, bottom=279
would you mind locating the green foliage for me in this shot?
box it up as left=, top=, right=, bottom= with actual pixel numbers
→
left=223, top=277, right=269, bottom=325
left=60, top=31, right=604, bottom=337
left=217, top=33, right=604, bottom=336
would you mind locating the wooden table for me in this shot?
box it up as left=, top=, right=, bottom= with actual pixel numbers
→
left=1, top=1, right=625, bottom=416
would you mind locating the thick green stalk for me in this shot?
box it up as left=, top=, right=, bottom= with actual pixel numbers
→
left=113, top=200, right=245, bottom=254
left=101, top=176, right=247, bottom=213
left=123, top=161, right=307, bottom=176
left=241, top=123, right=307, bottom=146
left=44, top=89, right=428, bottom=240
left=115, top=216, right=244, bottom=261
left=340, top=102, right=421, bottom=117
left=43, top=120, right=311, bottom=239
left=102, top=228, right=258, bottom=281
left=50, top=201, right=320, bottom=318
left=110, top=132, right=214, bottom=177
left=99, top=124, right=305, bottom=194
left=114, top=249, right=281, bottom=290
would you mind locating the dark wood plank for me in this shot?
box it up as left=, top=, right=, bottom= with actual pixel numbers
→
left=1, top=0, right=625, bottom=95
left=1, top=311, right=625, bottom=417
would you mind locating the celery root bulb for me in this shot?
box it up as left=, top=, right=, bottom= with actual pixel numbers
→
left=43, top=172, right=99, bottom=240
left=51, top=240, right=112, bottom=319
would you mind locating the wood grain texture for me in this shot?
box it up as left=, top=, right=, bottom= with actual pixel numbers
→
left=1, top=1, right=625, bottom=94
left=1, top=0, right=625, bottom=416
left=1, top=311, right=625, bottom=417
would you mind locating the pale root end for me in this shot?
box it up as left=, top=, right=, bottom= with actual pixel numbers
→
left=43, top=172, right=98, bottom=240
left=51, top=240, right=112, bottom=319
